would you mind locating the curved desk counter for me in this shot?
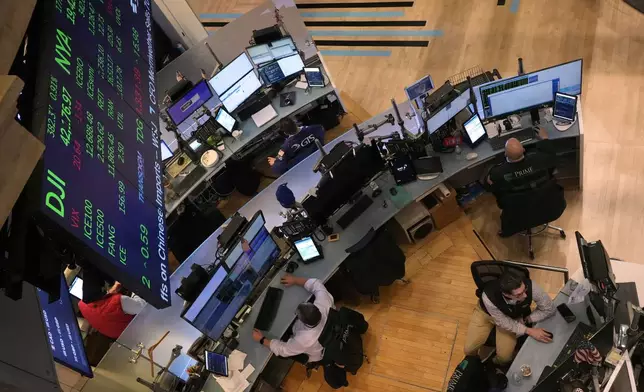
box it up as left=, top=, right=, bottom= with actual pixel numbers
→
left=87, top=96, right=583, bottom=391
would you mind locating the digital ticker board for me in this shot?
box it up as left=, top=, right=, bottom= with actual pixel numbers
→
left=36, top=0, right=170, bottom=308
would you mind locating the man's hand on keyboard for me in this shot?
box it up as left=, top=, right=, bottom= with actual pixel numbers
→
left=537, top=126, right=549, bottom=140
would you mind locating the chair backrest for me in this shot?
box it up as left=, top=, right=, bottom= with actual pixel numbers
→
left=498, top=178, right=566, bottom=235
left=470, top=261, right=530, bottom=298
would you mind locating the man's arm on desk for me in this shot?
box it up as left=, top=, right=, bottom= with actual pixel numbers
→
left=525, top=281, right=556, bottom=324
left=252, top=276, right=334, bottom=356
left=482, top=289, right=553, bottom=343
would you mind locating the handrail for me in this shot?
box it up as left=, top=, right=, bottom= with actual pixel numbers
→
left=500, top=259, right=569, bottom=285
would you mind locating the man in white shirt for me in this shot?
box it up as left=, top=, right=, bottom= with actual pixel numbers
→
left=252, top=274, right=334, bottom=363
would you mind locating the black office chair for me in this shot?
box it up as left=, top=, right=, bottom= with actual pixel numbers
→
left=470, top=261, right=531, bottom=356
left=296, top=307, right=369, bottom=379
left=495, top=178, right=567, bottom=259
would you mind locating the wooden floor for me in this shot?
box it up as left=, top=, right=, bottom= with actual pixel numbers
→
left=187, top=0, right=644, bottom=390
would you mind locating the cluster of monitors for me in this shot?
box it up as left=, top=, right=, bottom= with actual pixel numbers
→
left=460, top=91, right=578, bottom=147
left=180, top=211, right=280, bottom=342
left=165, top=36, right=324, bottom=130
left=474, top=58, right=582, bottom=122
left=302, top=143, right=385, bottom=225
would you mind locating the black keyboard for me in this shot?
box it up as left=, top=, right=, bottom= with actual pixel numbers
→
left=254, top=287, right=283, bottom=331
left=337, top=195, right=373, bottom=229
left=488, top=127, right=536, bottom=151
left=552, top=322, right=595, bottom=367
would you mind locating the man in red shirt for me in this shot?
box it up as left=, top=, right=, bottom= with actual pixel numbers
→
left=78, top=282, right=147, bottom=339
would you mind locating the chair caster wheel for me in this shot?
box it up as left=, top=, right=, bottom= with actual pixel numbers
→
left=560, top=230, right=566, bottom=239
left=529, top=251, right=535, bottom=260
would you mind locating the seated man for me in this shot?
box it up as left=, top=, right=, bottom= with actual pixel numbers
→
left=252, top=274, right=334, bottom=364
left=79, top=281, right=147, bottom=340
left=268, top=118, right=325, bottom=175
left=486, top=126, right=557, bottom=197
left=464, top=270, right=556, bottom=365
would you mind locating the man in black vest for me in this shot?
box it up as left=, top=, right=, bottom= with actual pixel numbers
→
left=464, top=270, right=556, bottom=364
left=486, top=127, right=557, bottom=196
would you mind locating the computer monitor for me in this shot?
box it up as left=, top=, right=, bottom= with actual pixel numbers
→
left=69, top=276, right=84, bottom=300
left=305, top=67, right=325, bottom=87
left=258, top=62, right=284, bottom=85
left=182, top=212, right=279, bottom=342
left=215, top=107, right=236, bottom=133
left=166, top=80, right=214, bottom=126
left=247, top=44, right=273, bottom=65
left=277, top=54, right=304, bottom=77
left=294, top=236, right=323, bottom=263
left=161, top=140, right=175, bottom=162
left=247, top=37, right=298, bottom=65
left=486, top=79, right=554, bottom=119
left=405, top=75, right=435, bottom=109
left=303, top=144, right=385, bottom=225
left=168, top=354, right=199, bottom=382
left=462, top=113, right=487, bottom=147
left=37, top=275, right=93, bottom=377
left=576, top=231, right=617, bottom=294
left=209, top=53, right=254, bottom=96
left=476, top=59, right=582, bottom=119
left=259, top=54, right=305, bottom=85
left=219, top=71, right=263, bottom=113
left=553, top=92, right=577, bottom=122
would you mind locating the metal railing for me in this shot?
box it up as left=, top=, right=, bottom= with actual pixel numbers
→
left=500, top=259, right=569, bottom=286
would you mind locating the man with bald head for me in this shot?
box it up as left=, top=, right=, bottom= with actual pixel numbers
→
left=486, top=126, right=557, bottom=198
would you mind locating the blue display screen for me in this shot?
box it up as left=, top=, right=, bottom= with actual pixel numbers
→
left=554, top=93, right=577, bottom=121
left=37, top=276, right=93, bottom=377
left=259, top=62, right=285, bottom=85
left=37, top=0, right=171, bottom=308
left=183, top=214, right=279, bottom=341
left=167, top=80, right=214, bottom=126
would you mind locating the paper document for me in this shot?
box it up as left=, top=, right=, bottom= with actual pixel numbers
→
left=240, top=364, right=255, bottom=379
left=228, top=350, right=246, bottom=371
left=295, top=81, right=308, bottom=89
left=251, top=104, right=278, bottom=127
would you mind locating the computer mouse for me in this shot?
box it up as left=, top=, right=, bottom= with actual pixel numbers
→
left=544, top=330, right=553, bottom=339
left=284, top=98, right=292, bottom=105
left=466, top=152, right=478, bottom=161
left=286, top=261, right=299, bottom=273
left=177, top=156, right=185, bottom=165
left=389, top=187, right=398, bottom=196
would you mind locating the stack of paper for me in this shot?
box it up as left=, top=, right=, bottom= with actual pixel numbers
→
left=214, top=350, right=256, bottom=392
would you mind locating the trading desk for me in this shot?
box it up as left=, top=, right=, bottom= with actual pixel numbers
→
left=164, top=81, right=338, bottom=215
left=507, top=260, right=644, bottom=392
left=85, top=95, right=583, bottom=391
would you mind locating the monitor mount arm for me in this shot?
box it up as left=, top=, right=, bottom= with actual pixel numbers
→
left=627, top=302, right=644, bottom=336
left=391, top=98, right=417, bottom=139
left=353, top=114, right=395, bottom=143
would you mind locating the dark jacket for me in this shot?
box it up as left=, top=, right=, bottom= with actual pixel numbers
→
left=479, top=279, right=533, bottom=319
left=343, top=229, right=406, bottom=296
left=273, top=125, right=325, bottom=175
left=488, top=140, right=566, bottom=236
left=488, top=139, right=557, bottom=196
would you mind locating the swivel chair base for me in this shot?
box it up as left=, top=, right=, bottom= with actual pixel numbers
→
left=520, top=223, right=566, bottom=259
